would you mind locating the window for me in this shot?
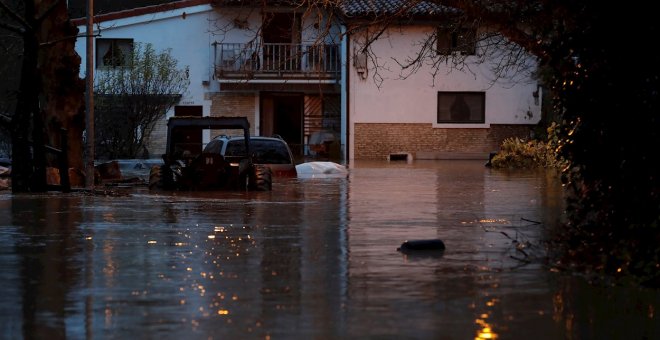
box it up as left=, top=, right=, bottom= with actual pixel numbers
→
left=203, top=139, right=224, bottom=154
left=96, top=38, right=133, bottom=68
left=437, top=27, right=476, bottom=55
left=226, top=139, right=293, bottom=164
left=437, top=92, right=485, bottom=124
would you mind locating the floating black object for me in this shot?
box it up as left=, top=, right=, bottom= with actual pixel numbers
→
left=397, top=239, right=445, bottom=252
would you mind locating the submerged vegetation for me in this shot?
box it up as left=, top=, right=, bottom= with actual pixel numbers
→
left=489, top=122, right=566, bottom=170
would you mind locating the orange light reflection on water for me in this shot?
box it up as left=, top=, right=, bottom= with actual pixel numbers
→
left=474, top=298, right=499, bottom=340
left=475, top=317, right=497, bottom=339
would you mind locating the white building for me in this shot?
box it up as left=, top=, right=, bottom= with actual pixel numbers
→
left=73, top=0, right=542, bottom=162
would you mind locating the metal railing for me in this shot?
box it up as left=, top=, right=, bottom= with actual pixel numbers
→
left=214, top=42, right=340, bottom=78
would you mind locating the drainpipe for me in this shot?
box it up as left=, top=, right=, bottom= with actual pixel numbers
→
left=340, top=24, right=349, bottom=164
left=85, top=0, right=95, bottom=189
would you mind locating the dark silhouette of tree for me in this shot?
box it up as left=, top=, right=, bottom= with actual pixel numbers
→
left=0, top=0, right=85, bottom=192
left=0, top=1, right=21, bottom=158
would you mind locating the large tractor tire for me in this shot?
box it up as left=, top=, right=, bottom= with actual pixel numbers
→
left=148, top=165, right=163, bottom=190
left=149, top=165, right=176, bottom=190
left=248, top=164, right=272, bottom=191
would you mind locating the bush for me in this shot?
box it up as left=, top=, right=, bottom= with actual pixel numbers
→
left=490, top=122, right=565, bottom=169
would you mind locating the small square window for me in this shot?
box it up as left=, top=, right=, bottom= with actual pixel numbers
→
left=437, top=92, right=485, bottom=123
left=96, top=38, right=133, bottom=68
left=437, top=27, right=476, bottom=55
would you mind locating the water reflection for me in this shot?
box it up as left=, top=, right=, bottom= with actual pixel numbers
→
left=0, top=160, right=658, bottom=339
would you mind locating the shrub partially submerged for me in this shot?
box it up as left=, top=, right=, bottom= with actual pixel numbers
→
left=489, top=122, right=566, bottom=169
left=489, top=137, right=552, bottom=168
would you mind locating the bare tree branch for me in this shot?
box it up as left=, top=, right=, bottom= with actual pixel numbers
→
left=0, top=19, right=24, bottom=34
left=0, top=112, right=11, bottom=125
left=0, top=0, right=31, bottom=31
left=34, top=0, right=61, bottom=24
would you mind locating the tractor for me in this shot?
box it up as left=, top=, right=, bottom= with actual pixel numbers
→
left=149, top=116, right=272, bottom=191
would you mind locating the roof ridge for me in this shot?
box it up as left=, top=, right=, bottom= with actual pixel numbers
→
left=71, top=0, right=211, bottom=25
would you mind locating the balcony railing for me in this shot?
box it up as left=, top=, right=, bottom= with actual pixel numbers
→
left=213, top=42, right=340, bottom=80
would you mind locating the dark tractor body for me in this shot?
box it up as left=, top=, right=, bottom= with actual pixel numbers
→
left=149, top=116, right=272, bottom=191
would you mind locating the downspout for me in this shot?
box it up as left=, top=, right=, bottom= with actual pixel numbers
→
left=85, top=0, right=95, bottom=189
left=340, top=24, right=349, bottom=164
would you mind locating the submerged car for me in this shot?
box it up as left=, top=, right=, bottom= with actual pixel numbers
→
left=203, top=135, right=298, bottom=177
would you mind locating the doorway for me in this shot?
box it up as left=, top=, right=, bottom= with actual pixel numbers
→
left=262, top=12, right=301, bottom=72
left=260, top=94, right=303, bottom=156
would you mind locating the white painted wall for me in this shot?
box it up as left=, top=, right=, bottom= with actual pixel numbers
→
left=75, top=4, right=215, bottom=119
left=347, top=25, right=542, bottom=126
left=211, top=8, right=340, bottom=42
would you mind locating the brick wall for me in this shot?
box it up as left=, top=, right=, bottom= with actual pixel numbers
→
left=144, top=93, right=257, bottom=157
left=144, top=118, right=168, bottom=158
left=209, top=92, right=257, bottom=135
left=354, top=123, right=533, bottom=159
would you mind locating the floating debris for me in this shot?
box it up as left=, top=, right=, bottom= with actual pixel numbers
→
left=397, top=239, right=446, bottom=253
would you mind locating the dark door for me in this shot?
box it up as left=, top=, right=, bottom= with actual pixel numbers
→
left=261, top=94, right=303, bottom=156
left=173, top=106, right=203, bottom=156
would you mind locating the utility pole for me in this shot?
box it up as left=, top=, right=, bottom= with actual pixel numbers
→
left=85, top=0, right=94, bottom=189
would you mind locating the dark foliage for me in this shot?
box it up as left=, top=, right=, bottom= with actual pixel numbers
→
left=93, top=43, right=188, bottom=160
left=545, top=5, right=660, bottom=287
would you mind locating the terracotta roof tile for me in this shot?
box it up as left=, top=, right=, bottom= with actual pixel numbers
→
left=69, top=0, right=457, bottom=25
left=339, top=0, right=457, bottom=17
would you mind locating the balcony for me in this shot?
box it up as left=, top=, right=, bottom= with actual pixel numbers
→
left=213, top=42, right=341, bottom=81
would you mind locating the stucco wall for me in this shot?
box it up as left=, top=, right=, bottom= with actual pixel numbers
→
left=216, top=8, right=341, bottom=45
left=353, top=123, right=533, bottom=159
left=347, top=25, right=541, bottom=125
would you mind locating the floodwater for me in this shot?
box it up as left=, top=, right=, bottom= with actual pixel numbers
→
left=0, top=160, right=659, bottom=339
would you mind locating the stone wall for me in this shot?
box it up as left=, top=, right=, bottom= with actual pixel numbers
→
left=353, top=123, right=533, bottom=160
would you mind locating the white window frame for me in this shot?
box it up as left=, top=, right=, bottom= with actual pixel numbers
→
left=437, top=91, right=485, bottom=124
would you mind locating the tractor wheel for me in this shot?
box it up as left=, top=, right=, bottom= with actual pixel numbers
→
left=149, top=165, right=176, bottom=190
left=248, top=164, right=272, bottom=191
left=148, top=165, right=163, bottom=190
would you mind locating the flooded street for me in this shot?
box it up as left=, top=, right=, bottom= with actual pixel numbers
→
left=1, top=160, right=658, bottom=339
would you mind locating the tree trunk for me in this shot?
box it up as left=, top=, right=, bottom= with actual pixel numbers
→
left=35, top=0, right=85, bottom=184
left=11, top=0, right=85, bottom=192
left=11, top=1, right=39, bottom=193
left=37, top=0, right=85, bottom=187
